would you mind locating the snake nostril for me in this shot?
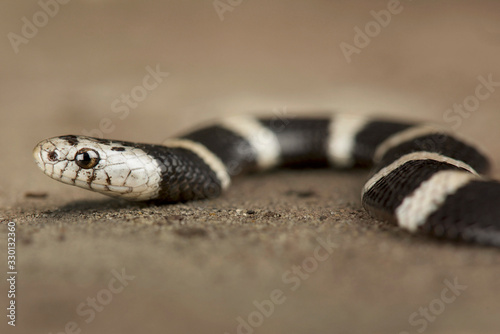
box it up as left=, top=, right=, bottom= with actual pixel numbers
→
left=48, top=151, right=58, bottom=162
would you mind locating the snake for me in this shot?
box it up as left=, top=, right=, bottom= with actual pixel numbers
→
left=32, top=113, right=500, bottom=247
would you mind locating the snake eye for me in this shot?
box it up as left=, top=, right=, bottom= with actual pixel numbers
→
left=75, top=148, right=100, bottom=169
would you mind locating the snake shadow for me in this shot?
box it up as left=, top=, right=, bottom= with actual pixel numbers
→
left=55, top=197, right=163, bottom=214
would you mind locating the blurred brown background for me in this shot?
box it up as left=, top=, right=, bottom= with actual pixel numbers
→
left=1, top=1, right=500, bottom=333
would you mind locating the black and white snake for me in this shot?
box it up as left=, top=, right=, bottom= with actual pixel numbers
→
left=33, top=114, right=500, bottom=247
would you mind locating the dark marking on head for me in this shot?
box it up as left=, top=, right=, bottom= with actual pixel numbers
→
left=95, top=138, right=112, bottom=145
left=111, top=147, right=125, bottom=152
left=73, top=168, right=80, bottom=185
left=105, top=172, right=112, bottom=185
left=60, top=135, right=79, bottom=146
left=87, top=170, right=97, bottom=186
left=121, top=170, right=131, bottom=187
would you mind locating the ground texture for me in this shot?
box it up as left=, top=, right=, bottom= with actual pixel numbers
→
left=1, top=1, right=500, bottom=333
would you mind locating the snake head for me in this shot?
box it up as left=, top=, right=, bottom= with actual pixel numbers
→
left=33, top=135, right=162, bottom=201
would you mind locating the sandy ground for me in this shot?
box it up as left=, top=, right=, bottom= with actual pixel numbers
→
left=1, top=1, right=500, bottom=333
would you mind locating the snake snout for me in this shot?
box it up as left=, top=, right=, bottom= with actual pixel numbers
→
left=33, top=139, right=62, bottom=171
left=32, top=143, right=44, bottom=169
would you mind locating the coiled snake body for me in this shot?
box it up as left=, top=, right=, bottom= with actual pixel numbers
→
left=33, top=114, right=500, bottom=246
